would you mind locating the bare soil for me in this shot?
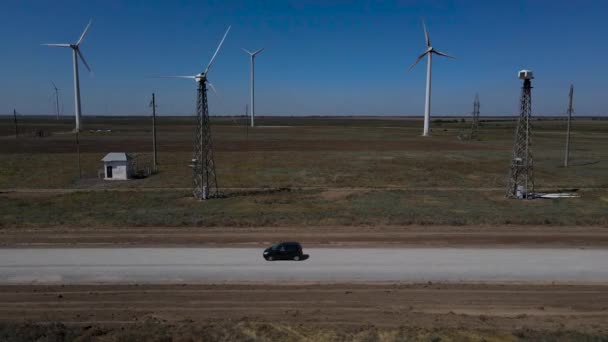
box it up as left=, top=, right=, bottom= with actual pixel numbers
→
left=1, top=225, right=607, bottom=248
left=0, top=283, right=606, bottom=340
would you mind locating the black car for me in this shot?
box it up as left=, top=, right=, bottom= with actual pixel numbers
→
left=263, top=242, right=309, bottom=261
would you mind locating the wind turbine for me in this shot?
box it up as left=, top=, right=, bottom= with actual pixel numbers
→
left=408, top=18, right=455, bottom=136
left=160, top=26, right=231, bottom=93
left=242, top=48, right=264, bottom=127
left=161, top=26, right=231, bottom=200
left=42, top=19, right=93, bottom=132
left=51, top=82, right=61, bottom=120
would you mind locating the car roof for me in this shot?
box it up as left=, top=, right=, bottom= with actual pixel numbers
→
left=281, top=241, right=301, bottom=246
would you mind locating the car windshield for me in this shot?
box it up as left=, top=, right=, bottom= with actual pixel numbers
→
left=270, top=244, right=280, bottom=251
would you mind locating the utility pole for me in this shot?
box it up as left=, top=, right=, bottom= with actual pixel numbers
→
left=564, top=85, right=574, bottom=167
left=52, top=82, right=61, bottom=120
left=13, top=109, right=18, bottom=138
left=150, top=93, right=158, bottom=172
left=245, top=104, right=249, bottom=139
left=55, top=90, right=60, bottom=120
left=506, top=70, right=535, bottom=199
left=76, top=131, right=82, bottom=179
left=471, top=93, right=480, bottom=139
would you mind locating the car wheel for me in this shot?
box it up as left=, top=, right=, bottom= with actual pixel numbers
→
left=267, top=256, right=273, bottom=261
left=293, top=256, right=300, bottom=261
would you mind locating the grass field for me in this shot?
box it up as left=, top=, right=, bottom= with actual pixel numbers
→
left=1, top=116, right=607, bottom=227
left=1, top=189, right=607, bottom=228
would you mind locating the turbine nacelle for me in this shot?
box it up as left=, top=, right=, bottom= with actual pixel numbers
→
left=242, top=48, right=264, bottom=58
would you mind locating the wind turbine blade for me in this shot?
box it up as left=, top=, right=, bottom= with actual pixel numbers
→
left=204, top=25, right=231, bottom=75
left=252, top=47, right=264, bottom=56
left=241, top=48, right=252, bottom=55
left=433, top=49, right=455, bottom=59
left=158, top=76, right=196, bottom=79
left=407, top=51, right=428, bottom=72
left=76, top=19, right=93, bottom=46
left=422, top=18, right=431, bottom=48
left=51, top=81, right=58, bottom=90
left=42, top=43, right=71, bottom=47
left=77, top=49, right=92, bottom=72
left=207, top=82, right=219, bottom=96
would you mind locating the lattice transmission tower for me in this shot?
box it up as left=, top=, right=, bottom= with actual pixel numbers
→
left=161, top=26, right=230, bottom=200
left=470, top=93, right=480, bottom=139
left=506, top=70, right=535, bottom=199
left=192, top=79, right=219, bottom=200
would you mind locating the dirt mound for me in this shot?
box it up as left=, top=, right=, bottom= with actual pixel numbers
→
left=0, top=321, right=604, bottom=342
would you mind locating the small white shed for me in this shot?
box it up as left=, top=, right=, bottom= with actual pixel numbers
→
left=101, top=153, right=133, bottom=180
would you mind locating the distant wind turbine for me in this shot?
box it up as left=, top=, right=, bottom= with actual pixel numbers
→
left=408, top=18, right=455, bottom=136
left=42, top=19, right=93, bottom=132
left=242, top=48, right=264, bottom=127
left=51, top=81, right=61, bottom=120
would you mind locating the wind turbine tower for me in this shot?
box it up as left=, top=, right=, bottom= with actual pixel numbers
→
left=161, top=26, right=231, bottom=200
left=242, top=48, right=264, bottom=127
left=42, top=19, right=93, bottom=132
left=408, top=18, right=455, bottom=136
left=506, top=70, right=535, bottom=199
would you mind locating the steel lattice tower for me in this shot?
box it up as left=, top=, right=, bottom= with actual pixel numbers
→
left=506, top=70, right=534, bottom=199
left=470, top=93, right=480, bottom=139
left=192, top=80, right=219, bottom=200
left=162, top=26, right=230, bottom=200
left=159, top=26, right=230, bottom=200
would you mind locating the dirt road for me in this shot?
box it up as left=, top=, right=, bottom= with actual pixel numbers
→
left=2, top=225, right=608, bottom=248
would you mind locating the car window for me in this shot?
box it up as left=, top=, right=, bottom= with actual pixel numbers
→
left=271, top=244, right=279, bottom=251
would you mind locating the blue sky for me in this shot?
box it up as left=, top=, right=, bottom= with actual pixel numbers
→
left=1, top=0, right=607, bottom=116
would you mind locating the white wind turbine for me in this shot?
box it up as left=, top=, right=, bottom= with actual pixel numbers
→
left=160, top=26, right=231, bottom=92
left=408, top=18, right=455, bottom=136
left=242, top=48, right=264, bottom=127
left=43, top=19, right=92, bottom=132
